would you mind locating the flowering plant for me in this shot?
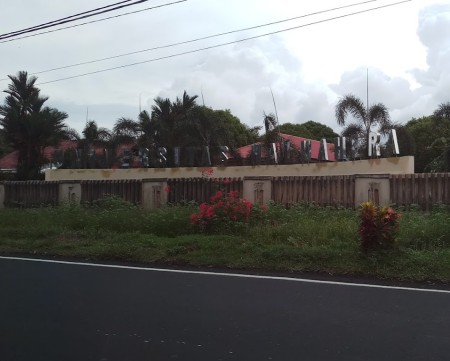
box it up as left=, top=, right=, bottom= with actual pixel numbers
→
left=359, top=202, right=401, bottom=253
left=191, top=190, right=253, bottom=232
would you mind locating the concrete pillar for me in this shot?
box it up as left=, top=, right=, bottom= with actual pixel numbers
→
left=58, top=182, right=82, bottom=205
left=142, top=178, right=168, bottom=209
left=355, top=174, right=390, bottom=207
left=243, top=176, right=272, bottom=206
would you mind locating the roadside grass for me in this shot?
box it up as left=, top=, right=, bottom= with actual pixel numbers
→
left=0, top=200, right=449, bottom=282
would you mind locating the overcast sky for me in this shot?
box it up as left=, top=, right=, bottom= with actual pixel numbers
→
left=1, top=0, right=449, bottom=134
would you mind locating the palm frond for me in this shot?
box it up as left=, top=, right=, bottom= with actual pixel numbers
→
left=341, top=123, right=363, bottom=138
left=368, top=103, right=391, bottom=134
left=335, top=94, right=366, bottom=126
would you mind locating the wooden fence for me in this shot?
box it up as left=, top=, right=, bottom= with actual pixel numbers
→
left=3, top=181, right=59, bottom=207
left=272, top=176, right=356, bottom=208
left=80, top=180, right=142, bottom=205
left=167, top=178, right=243, bottom=204
left=390, top=173, right=450, bottom=210
left=1, top=174, right=449, bottom=210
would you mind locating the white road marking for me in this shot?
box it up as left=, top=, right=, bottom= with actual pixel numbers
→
left=1, top=255, right=449, bottom=294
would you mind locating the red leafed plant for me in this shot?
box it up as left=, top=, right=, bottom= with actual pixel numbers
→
left=191, top=190, right=253, bottom=232
left=359, top=202, right=401, bottom=253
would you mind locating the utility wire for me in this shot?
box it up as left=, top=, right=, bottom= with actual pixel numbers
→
left=36, top=0, right=412, bottom=86
left=0, top=0, right=150, bottom=40
left=18, top=0, right=378, bottom=78
left=0, top=0, right=137, bottom=38
left=0, top=0, right=188, bottom=44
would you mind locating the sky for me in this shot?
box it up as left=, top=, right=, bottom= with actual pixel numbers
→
left=1, top=0, right=449, bottom=135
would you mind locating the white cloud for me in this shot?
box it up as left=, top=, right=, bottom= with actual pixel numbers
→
left=0, top=0, right=448, bottom=136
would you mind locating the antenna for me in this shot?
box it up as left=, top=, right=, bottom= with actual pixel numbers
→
left=201, top=87, right=205, bottom=106
left=269, top=86, right=281, bottom=140
left=366, top=68, right=369, bottom=115
left=86, top=106, right=89, bottom=123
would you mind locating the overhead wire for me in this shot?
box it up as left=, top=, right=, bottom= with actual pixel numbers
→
left=18, top=0, right=378, bottom=78
left=35, top=0, right=412, bottom=86
left=0, top=0, right=138, bottom=39
left=0, top=0, right=188, bottom=44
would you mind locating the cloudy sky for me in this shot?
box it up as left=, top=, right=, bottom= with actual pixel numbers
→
left=1, top=0, right=449, bottom=134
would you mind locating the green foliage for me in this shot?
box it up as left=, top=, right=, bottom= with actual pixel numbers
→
left=0, top=202, right=449, bottom=281
left=404, top=115, right=450, bottom=172
left=302, top=121, right=338, bottom=142
left=278, top=122, right=313, bottom=139
left=0, top=71, right=69, bottom=180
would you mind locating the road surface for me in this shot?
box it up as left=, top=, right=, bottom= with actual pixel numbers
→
left=1, top=256, right=449, bottom=361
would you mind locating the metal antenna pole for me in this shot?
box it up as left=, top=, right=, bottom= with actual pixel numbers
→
left=270, top=86, right=281, bottom=140
left=201, top=87, right=205, bottom=107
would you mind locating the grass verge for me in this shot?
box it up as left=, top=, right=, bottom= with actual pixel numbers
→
left=0, top=201, right=449, bottom=283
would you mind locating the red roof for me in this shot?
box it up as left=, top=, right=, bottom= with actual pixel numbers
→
left=0, top=140, right=78, bottom=169
left=236, top=133, right=336, bottom=161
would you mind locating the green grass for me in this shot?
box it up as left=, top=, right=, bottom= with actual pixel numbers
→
left=0, top=200, right=449, bottom=283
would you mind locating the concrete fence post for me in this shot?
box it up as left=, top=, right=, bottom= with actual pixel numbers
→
left=243, top=176, right=272, bottom=206
left=142, top=178, right=168, bottom=209
left=58, top=182, right=82, bottom=205
left=354, top=174, right=390, bottom=208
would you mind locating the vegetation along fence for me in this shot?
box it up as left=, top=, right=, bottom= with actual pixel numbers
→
left=3, top=181, right=59, bottom=207
left=1, top=174, right=449, bottom=209
left=272, top=176, right=356, bottom=208
left=166, top=177, right=243, bottom=204
left=80, top=180, right=142, bottom=205
left=390, top=173, right=450, bottom=210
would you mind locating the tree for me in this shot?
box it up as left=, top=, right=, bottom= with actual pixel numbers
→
left=278, top=122, right=313, bottom=139
left=151, top=91, right=198, bottom=148
left=433, top=102, right=450, bottom=122
left=404, top=113, right=450, bottom=173
left=335, top=94, right=393, bottom=154
left=186, top=106, right=258, bottom=149
left=302, top=121, right=338, bottom=142
left=430, top=102, right=450, bottom=172
left=0, top=71, right=68, bottom=179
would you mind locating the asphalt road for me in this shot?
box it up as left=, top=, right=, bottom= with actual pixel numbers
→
left=1, top=256, right=450, bottom=361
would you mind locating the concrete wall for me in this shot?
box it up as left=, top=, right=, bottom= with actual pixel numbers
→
left=243, top=177, right=272, bottom=206
left=58, top=182, right=82, bottom=205
left=142, top=179, right=168, bottom=210
left=355, top=175, right=390, bottom=207
left=45, top=156, right=414, bottom=181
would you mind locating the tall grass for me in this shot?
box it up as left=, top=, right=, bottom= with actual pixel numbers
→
left=0, top=198, right=449, bottom=281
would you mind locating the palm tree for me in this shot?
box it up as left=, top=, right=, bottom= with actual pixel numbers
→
left=113, top=117, right=140, bottom=144
left=0, top=71, right=68, bottom=179
left=150, top=91, right=198, bottom=148
left=335, top=93, right=392, bottom=141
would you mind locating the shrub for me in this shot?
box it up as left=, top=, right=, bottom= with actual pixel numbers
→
left=358, top=202, right=401, bottom=253
left=190, top=190, right=253, bottom=232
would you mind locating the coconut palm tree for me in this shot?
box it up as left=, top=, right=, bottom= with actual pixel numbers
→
left=0, top=71, right=68, bottom=179
left=335, top=94, right=392, bottom=139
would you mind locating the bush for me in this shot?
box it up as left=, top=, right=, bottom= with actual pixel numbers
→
left=359, top=202, right=401, bottom=253
left=190, top=190, right=254, bottom=233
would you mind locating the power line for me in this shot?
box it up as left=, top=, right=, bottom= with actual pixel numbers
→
left=0, top=0, right=138, bottom=39
left=0, top=0, right=188, bottom=44
left=0, top=0, right=150, bottom=40
left=18, top=0, right=378, bottom=78
left=36, top=0, right=412, bottom=86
